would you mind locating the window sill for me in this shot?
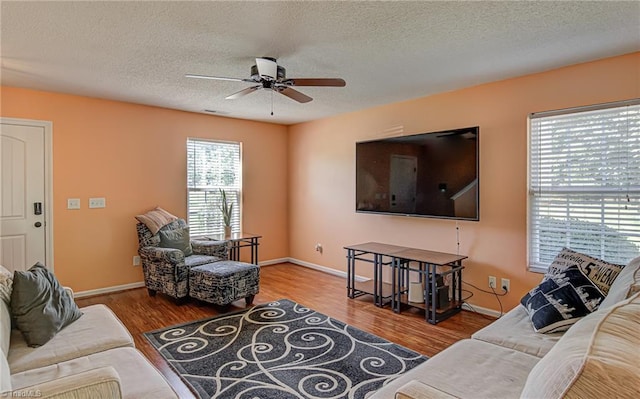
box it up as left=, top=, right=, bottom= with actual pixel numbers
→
left=528, top=265, right=547, bottom=274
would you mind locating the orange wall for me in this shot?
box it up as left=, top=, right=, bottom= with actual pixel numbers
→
left=0, top=87, right=289, bottom=292
left=288, top=52, right=640, bottom=311
left=2, top=53, right=638, bottom=309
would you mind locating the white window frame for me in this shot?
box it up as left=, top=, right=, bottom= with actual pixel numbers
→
left=527, top=99, right=640, bottom=273
left=187, top=138, right=242, bottom=237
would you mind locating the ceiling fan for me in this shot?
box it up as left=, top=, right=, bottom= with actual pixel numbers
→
left=186, top=57, right=346, bottom=104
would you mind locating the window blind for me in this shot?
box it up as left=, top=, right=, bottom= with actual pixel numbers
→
left=187, top=138, right=242, bottom=237
left=528, top=100, right=640, bottom=272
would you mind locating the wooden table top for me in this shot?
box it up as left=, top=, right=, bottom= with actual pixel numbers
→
left=345, top=242, right=467, bottom=265
left=393, top=248, right=467, bottom=265
left=202, top=232, right=262, bottom=241
left=344, top=242, right=408, bottom=255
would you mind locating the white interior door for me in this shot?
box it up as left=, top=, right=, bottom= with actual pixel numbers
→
left=389, top=155, right=417, bottom=213
left=0, top=122, right=47, bottom=272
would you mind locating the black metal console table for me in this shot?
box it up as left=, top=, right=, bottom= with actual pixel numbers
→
left=205, top=232, right=262, bottom=265
left=344, top=242, right=407, bottom=307
left=392, top=248, right=466, bottom=324
left=344, top=242, right=467, bottom=324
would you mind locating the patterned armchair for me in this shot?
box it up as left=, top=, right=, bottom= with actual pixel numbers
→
left=136, top=219, right=229, bottom=302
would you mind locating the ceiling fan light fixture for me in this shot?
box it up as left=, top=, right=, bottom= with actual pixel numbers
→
left=250, top=64, right=286, bottom=81
left=186, top=57, right=345, bottom=104
left=255, top=57, right=278, bottom=80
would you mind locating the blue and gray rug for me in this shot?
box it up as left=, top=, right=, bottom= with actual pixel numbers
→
left=144, top=299, right=426, bottom=399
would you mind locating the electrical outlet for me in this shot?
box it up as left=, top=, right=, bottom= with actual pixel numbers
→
left=67, top=198, right=80, bottom=210
left=133, top=256, right=141, bottom=266
left=315, top=243, right=323, bottom=254
left=89, top=197, right=106, bottom=208
left=488, top=276, right=497, bottom=289
left=501, top=278, right=510, bottom=292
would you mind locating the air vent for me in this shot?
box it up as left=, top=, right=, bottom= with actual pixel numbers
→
left=203, top=109, right=228, bottom=115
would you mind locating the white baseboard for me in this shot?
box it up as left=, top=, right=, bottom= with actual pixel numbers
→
left=288, top=258, right=348, bottom=278
left=259, top=258, right=289, bottom=266
left=73, top=258, right=287, bottom=298
left=72, top=258, right=298, bottom=298
left=72, top=259, right=502, bottom=317
left=461, top=302, right=502, bottom=318
left=288, top=258, right=368, bottom=282
left=74, top=281, right=146, bottom=298
left=288, top=259, right=503, bottom=315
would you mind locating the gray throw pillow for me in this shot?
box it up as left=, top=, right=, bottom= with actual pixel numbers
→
left=10, top=263, right=83, bottom=347
left=159, top=227, right=193, bottom=256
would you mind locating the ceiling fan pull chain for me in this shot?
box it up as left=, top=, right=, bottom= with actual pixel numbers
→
left=271, top=90, right=274, bottom=116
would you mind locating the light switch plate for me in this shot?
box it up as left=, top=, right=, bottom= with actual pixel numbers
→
left=67, top=198, right=80, bottom=210
left=89, top=197, right=106, bottom=208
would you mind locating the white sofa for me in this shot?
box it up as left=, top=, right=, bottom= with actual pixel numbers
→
left=1, top=291, right=177, bottom=398
left=370, top=256, right=640, bottom=399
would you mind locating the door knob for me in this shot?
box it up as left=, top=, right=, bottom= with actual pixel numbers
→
left=34, top=222, right=42, bottom=228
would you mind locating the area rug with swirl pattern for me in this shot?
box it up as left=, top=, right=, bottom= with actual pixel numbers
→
left=144, top=299, right=427, bottom=399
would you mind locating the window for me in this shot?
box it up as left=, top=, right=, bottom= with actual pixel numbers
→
left=528, top=100, right=640, bottom=272
left=187, top=138, right=241, bottom=236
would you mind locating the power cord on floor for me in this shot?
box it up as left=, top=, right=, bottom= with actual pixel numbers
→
left=462, top=301, right=501, bottom=321
left=462, top=281, right=505, bottom=319
left=489, top=285, right=504, bottom=317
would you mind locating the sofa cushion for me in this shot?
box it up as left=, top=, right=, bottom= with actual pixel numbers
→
left=0, top=352, right=11, bottom=394
left=1, top=298, right=10, bottom=357
left=11, top=347, right=177, bottom=399
left=159, top=226, right=193, bottom=256
left=472, top=304, right=563, bottom=357
left=10, top=263, right=83, bottom=347
left=546, top=247, right=624, bottom=296
left=520, top=292, right=640, bottom=399
left=8, top=304, right=134, bottom=374
left=368, top=339, right=540, bottom=399
left=12, top=366, right=122, bottom=399
left=184, top=254, right=223, bottom=268
left=600, top=255, right=640, bottom=309
left=395, top=380, right=457, bottom=399
left=135, top=207, right=178, bottom=235
left=0, top=265, right=12, bottom=304
left=521, top=266, right=604, bottom=333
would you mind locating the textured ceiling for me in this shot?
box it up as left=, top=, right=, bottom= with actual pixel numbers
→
left=1, top=1, right=639, bottom=125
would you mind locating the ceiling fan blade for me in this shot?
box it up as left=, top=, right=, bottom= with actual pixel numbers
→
left=283, top=78, right=346, bottom=87
left=278, top=87, right=312, bottom=103
left=185, top=74, right=255, bottom=83
left=226, top=85, right=261, bottom=100
left=255, top=58, right=278, bottom=80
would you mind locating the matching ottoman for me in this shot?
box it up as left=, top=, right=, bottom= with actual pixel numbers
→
left=189, top=261, right=260, bottom=306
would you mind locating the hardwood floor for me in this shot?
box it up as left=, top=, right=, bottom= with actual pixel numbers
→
left=76, top=263, right=494, bottom=398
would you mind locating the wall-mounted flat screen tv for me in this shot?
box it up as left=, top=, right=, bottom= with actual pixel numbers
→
left=356, top=126, right=479, bottom=221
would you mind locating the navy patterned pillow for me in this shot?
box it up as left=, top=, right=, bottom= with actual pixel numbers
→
left=546, top=247, right=624, bottom=296
left=521, top=266, right=604, bottom=333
